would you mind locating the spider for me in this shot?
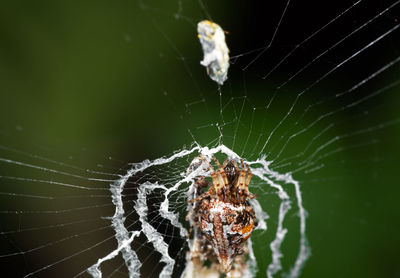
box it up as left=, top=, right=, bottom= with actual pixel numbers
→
left=186, top=155, right=257, bottom=274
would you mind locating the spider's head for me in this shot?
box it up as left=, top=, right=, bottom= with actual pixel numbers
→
left=224, top=161, right=238, bottom=184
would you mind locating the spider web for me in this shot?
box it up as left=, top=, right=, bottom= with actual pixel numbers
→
left=0, top=0, right=399, bottom=277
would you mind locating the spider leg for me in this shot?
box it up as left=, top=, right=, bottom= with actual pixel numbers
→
left=199, top=155, right=224, bottom=198
left=244, top=163, right=252, bottom=185
left=231, top=160, right=246, bottom=201
left=233, top=159, right=256, bottom=200
left=212, top=156, right=229, bottom=186
left=187, top=226, right=193, bottom=239
left=187, top=188, right=213, bottom=203
left=245, top=163, right=252, bottom=185
left=231, top=161, right=241, bottom=200
left=238, top=159, right=247, bottom=191
left=212, top=156, right=229, bottom=200
left=244, top=163, right=255, bottom=199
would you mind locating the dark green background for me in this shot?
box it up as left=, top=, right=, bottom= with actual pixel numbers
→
left=0, top=1, right=399, bottom=277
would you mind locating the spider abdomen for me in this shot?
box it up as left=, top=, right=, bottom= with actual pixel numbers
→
left=199, top=198, right=256, bottom=272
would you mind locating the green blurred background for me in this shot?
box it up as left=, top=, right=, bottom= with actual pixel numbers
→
left=0, top=0, right=399, bottom=277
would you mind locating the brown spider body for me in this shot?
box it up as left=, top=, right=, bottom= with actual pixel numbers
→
left=187, top=156, right=257, bottom=274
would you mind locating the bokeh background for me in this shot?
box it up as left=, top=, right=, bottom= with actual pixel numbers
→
left=1, top=0, right=399, bottom=277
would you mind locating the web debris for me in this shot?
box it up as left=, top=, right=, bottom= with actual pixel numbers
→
left=197, top=20, right=230, bottom=85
